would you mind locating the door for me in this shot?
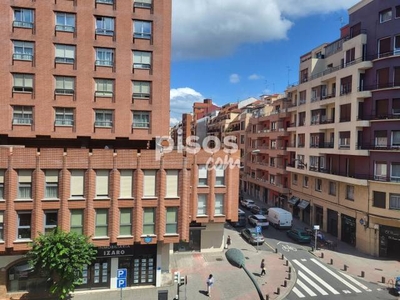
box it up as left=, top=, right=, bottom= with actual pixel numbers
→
left=92, top=259, right=110, bottom=288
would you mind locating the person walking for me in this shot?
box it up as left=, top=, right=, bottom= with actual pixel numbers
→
left=206, top=274, right=214, bottom=297
left=226, top=235, right=231, bottom=249
left=260, top=259, right=266, bottom=276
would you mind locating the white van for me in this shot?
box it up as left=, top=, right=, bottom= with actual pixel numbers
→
left=265, top=207, right=292, bottom=229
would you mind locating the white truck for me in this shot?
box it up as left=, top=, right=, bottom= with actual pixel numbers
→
left=265, top=207, right=293, bottom=229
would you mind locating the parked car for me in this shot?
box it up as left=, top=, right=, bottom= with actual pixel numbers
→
left=264, top=207, right=293, bottom=229
left=286, top=228, right=311, bottom=243
left=247, top=214, right=269, bottom=228
left=241, top=228, right=265, bottom=245
left=240, top=199, right=255, bottom=209
left=250, top=205, right=261, bottom=214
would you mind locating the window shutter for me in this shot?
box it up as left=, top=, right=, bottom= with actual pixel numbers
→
left=56, top=77, right=64, bottom=89
left=18, top=170, right=32, bottom=183
left=96, top=170, right=109, bottom=196
left=140, top=0, right=152, bottom=4
left=64, top=77, right=74, bottom=89
left=142, top=82, right=150, bottom=94
left=0, top=170, right=4, bottom=183
left=120, top=170, right=133, bottom=198
left=14, top=74, right=24, bottom=86
left=65, top=46, right=75, bottom=59
left=166, top=170, right=178, bottom=197
left=143, top=170, right=156, bottom=197
left=45, top=170, right=58, bottom=182
left=198, top=165, right=207, bottom=178
left=70, top=170, right=84, bottom=197
left=55, top=45, right=64, bottom=57
left=0, top=212, right=3, bottom=223
left=215, top=166, right=224, bottom=177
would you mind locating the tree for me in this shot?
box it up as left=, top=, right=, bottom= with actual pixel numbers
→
left=28, top=228, right=97, bottom=299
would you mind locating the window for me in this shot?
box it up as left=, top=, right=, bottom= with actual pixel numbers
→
left=70, top=170, right=85, bottom=198
left=0, top=211, right=3, bottom=241
left=0, top=170, right=4, bottom=199
left=166, top=207, right=178, bottom=234
left=95, top=110, right=113, bottom=127
left=143, top=208, right=155, bottom=235
left=55, top=108, right=74, bottom=126
left=197, top=194, right=207, bottom=216
left=120, top=170, right=133, bottom=198
left=55, top=76, right=75, bottom=94
left=133, top=51, right=151, bottom=69
left=55, top=44, right=75, bottom=64
left=95, top=170, right=109, bottom=198
left=134, top=0, right=152, bottom=8
left=379, top=8, right=392, bottom=23
left=215, top=165, right=225, bottom=186
left=389, top=193, right=400, bottom=210
left=391, top=163, right=400, bottom=182
left=17, top=211, right=31, bottom=240
left=375, top=130, right=387, bottom=147
left=13, top=106, right=33, bottom=125
left=393, top=131, right=400, bottom=147
left=44, top=211, right=58, bottom=234
left=13, top=41, right=34, bottom=61
left=18, top=170, right=32, bottom=199
left=166, top=170, right=179, bottom=198
left=119, top=209, right=132, bottom=236
left=292, top=174, right=297, bottom=185
left=95, top=16, right=114, bottom=36
left=55, top=12, right=75, bottom=32
left=215, top=194, right=224, bottom=215
left=397, top=5, right=400, bottom=18
left=95, top=48, right=114, bottom=66
left=315, top=179, right=322, bottom=191
left=378, top=37, right=391, bottom=58
left=132, top=111, right=150, bottom=128
left=329, top=181, right=336, bottom=196
left=143, top=170, right=156, bottom=197
left=132, top=81, right=151, bottom=99
left=374, top=162, right=387, bottom=181
left=395, top=35, right=400, bottom=55
left=13, top=8, right=34, bottom=28
left=70, top=209, right=83, bottom=235
left=346, top=185, right=354, bottom=200
left=303, top=176, right=308, bottom=187
left=45, top=170, right=59, bottom=198
left=95, top=209, right=108, bottom=237
left=133, top=20, right=152, bottom=39
left=373, top=191, right=386, bottom=209
left=13, top=74, right=33, bottom=93
left=270, top=174, right=275, bottom=184
left=95, top=79, right=114, bottom=97
left=96, top=0, right=114, bottom=4
left=198, top=165, right=208, bottom=186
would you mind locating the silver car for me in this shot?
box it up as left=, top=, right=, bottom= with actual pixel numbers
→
left=241, top=228, right=265, bottom=245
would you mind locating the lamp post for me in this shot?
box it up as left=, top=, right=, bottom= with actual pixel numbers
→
left=225, top=248, right=265, bottom=300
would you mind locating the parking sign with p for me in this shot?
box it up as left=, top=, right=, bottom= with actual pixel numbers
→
left=117, top=268, right=127, bottom=288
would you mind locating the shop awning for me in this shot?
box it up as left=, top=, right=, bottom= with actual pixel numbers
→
left=288, top=196, right=300, bottom=205
left=298, top=199, right=310, bottom=209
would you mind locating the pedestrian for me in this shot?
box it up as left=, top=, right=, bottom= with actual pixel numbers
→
left=206, top=274, right=214, bottom=297
left=226, top=235, right=231, bottom=249
left=260, top=259, right=266, bottom=276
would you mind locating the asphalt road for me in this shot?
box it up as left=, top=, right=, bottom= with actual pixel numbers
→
left=238, top=205, right=398, bottom=300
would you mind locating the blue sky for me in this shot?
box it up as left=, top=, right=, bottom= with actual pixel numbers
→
left=169, top=0, right=360, bottom=125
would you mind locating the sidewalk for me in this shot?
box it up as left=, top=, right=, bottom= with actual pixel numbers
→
left=244, top=192, right=400, bottom=291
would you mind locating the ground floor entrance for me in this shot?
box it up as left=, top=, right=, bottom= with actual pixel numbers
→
left=379, top=225, right=400, bottom=259
left=341, top=214, right=356, bottom=246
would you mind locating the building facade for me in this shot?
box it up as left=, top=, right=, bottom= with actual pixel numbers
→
left=285, top=0, right=400, bottom=258
left=0, top=0, right=240, bottom=299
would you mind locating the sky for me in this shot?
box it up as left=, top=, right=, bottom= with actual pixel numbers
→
left=169, top=0, right=361, bottom=126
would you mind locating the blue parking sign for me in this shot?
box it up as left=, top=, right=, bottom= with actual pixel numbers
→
left=256, top=226, right=261, bottom=233
left=117, top=278, right=127, bottom=288
left=117, top=268, right=127, bottom=279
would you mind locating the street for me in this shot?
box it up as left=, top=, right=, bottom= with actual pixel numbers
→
left=239, top=204, right=398, bottom=300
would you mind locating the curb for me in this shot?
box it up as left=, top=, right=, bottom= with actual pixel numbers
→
left=275, top=252, right=297, bottom=300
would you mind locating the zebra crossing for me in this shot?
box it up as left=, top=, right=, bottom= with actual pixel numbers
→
left=291, top=258, right=373, bottom=298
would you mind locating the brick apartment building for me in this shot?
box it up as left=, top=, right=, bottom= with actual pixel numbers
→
left=0, top=0, right=239, bottom=298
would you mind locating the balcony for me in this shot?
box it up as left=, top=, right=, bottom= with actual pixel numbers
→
left=306, top=168, right=368, bottom=186
left=310, top=142, right=334, bottom=149
left=338, top=138, right=350, bottom=149
left=310, top=116, right=334, bottom=125
left=361, top=81, right=400, bottom=91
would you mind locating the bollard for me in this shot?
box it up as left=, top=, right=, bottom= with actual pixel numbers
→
left=286, top=273, right=291, bottom=280
left=381, top=276, right=385, bottom=284
left=330, top=258, right=333, bottom=265
left=344, top=265, right=348, bottom=271
left=265, top=294, right=269, bottom=300
left=281, top=254, right=284, bottom=260
left=275, top=248, right=278, bottom=253
left=311, top=246, right=314, bottom=252
left=275, top=287, right=280, bottom=295
left=320, top=252, right=324, bottom=259
left=361, top=271, right=365, bottom=278
left=282, top=280, right=287, bottom=287
left=288, top=266, right=291, bottom=273
left=285, top=260, right=289, bottom=266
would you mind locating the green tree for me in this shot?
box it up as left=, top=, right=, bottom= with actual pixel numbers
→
left=28, top=228, right=97, bottom=299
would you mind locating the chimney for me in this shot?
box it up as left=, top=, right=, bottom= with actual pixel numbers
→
left=204, top=98, right=212, bottom=104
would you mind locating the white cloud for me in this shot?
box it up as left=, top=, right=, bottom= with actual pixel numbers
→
left=170, top=87, right=204, bottom=126
left=248, top=74, right=263, bottom=80
left=229, top=74, right=240, bottom=84
left=170, top=117, right=180, bottom=127
left=172, top=0, right=359, bottom=60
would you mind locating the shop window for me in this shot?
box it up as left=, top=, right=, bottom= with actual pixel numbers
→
left=7, top=260, right=50, bottom=293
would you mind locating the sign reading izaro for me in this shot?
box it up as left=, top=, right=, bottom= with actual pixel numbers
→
left=96, top=245, right=134, bottom=257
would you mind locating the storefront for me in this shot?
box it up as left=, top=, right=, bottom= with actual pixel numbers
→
left=341, top=214, right=356, bottom=246
left=327, top=209, right=338, bottom=237
left=174, top=223, right=204, bottom=252
left=287, top=196, right=299, bottom=218
left=297, top=200, right=310, bottom=225
left=379, top=225, right=400, bottom=259
left=314, top=206, right=323, bottom=230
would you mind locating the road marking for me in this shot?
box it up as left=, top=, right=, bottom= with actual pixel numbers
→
left=339, top=271, right=372, bottom=292
left=292, top=287, right=306, bottom=298
left=298, top=270, right=328, bottom=295
left=310, top=259, right=362, bottom=293
left=293, top=260, right=340, bottom=295
left=343, top=290, right=351, bottom=294
left=297, top=279, right=317, bottom=297
left=301, top=259, right=307, bottom=262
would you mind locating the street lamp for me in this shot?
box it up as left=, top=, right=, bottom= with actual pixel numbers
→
left=225, top=248, right=265, bottom=300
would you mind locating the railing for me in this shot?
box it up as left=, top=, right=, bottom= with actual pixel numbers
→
left=13, top=118, right=33, bottom=125
left=310, top=142, right=334, bottom=149
left=360, top=82, right=400, bottom=91
left=133, top=63, right=151, bottom=69
left=366, top=50, right=400, bottom=60
left=55, top=120, right=74, bottom=126
left=13, top=21, right=33, bottom=28
left=360, top=114, right=400, bottom=121
left=13, top=53, right=33, bottom=61
left=55, top=25, right=75, bottom=32
left=95, top=60, right=113, bottom=67
left=132, top=93, right=150, bottom=99
left=310, top=57, right=367, bottom=81
left=309, top=168, right=400, bottom=182
left=132, top=122, right=150, bottom=128
left=96, top=0, right=114, bottom=3
left=95, top=121, right=113, bottom=127
left=13, top=86, right=33, bottom=93
left=55, top=57, right=74, bottom=64
left=134, top=32, right=151, bottom=39
left=96, top=29, right=114, bottom=36
left=311, top=118, right=334, bottom=125
left=95, top=91, right=113, bottom=97
left=134, top=1, right=152, bottom=8
left=55, top=89, right=74, bottom=95
left=338, top=138, right=350, bottom=149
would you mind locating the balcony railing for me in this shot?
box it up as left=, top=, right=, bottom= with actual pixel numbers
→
left=13, top=21, right=34, bottom=28
left=310, top=142, right=334, bottom=149
left=13, top=53, right=33, bottom=61
left=309, top=168, right=400, bottom=183
left=360, top=81, right=400, bottom=91
left=55, top=25, right=75, bottom=32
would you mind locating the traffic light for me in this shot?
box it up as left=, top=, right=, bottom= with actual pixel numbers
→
left=174, top=271, right=180, bottom=283
left=180, top=277, right=185, bottom=286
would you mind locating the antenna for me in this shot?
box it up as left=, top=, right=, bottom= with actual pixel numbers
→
left=287, top=66, right=291, bottom=87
